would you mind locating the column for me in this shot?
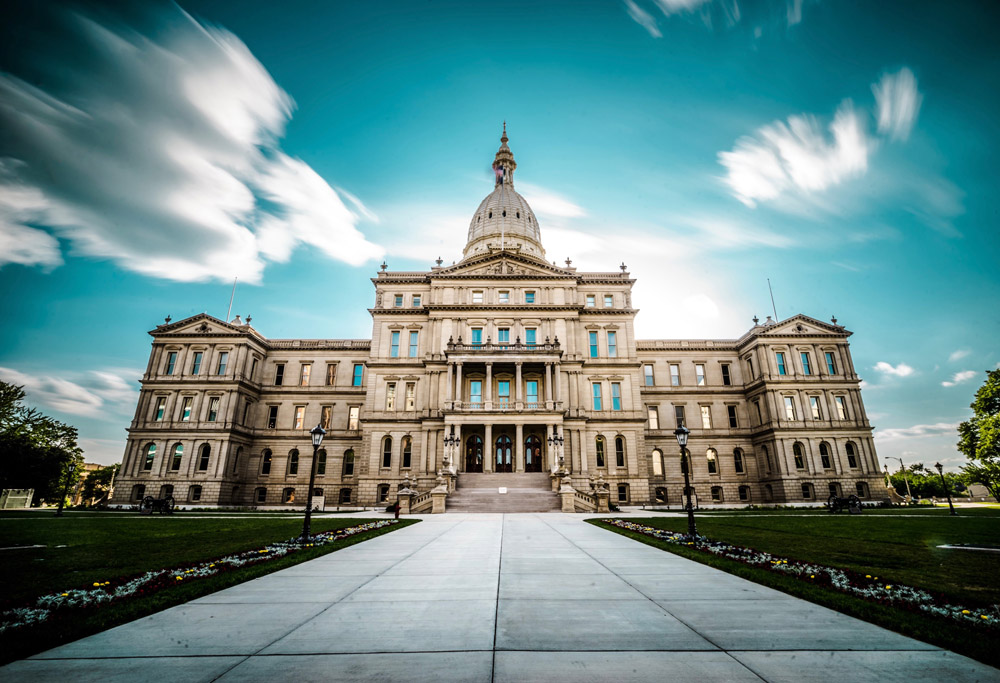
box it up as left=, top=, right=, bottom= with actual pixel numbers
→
left=580, top=427, right=589, bottom=473
left=546, top=424, right=554, bottom=470
left=485, top=363, right=493, bottom=410
left=545, top=363, right=553, bottom=405
left=484, top=423, right=493, bottom=473
left=554, top=366, right=561, bottom=407
left=421, top=429, right=429, bottom=474
left=515, top=362, right=523, bottom=407
left=446, top=363, right=454, bottom=403
left=515, top=423, right=524, bottom=472
left=455, top=362, right=463, bottom=403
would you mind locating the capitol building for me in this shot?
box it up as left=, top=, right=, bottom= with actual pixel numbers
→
left=111, top=129, right=883, bottom=512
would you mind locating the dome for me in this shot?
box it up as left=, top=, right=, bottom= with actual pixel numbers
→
left=462, top=125, right=546, bottom=260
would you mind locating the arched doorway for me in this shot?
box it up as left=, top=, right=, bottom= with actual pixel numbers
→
left=465, top=435, right=483, bottom=473
left=524, top=435, right=542, bottom=472
left=495, top=434, right=513, bottom=473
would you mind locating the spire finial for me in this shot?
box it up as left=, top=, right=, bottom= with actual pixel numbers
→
left=502, top=120, right=507, bottom=143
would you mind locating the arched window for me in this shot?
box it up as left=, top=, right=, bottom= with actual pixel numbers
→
left=198, top=444, right=210, bottom=471
left=793, top=442, right=805, bottom=469
left=143, top=443, right=156, bottom=471
left=401, top=436, right=412, bottom=469
left=652, top=449, right=663, bottom=477
left=316, top=449, right=327, bottom=476
left=733, top=448, right=744, bottom=474
left=255, top=487, right=267, bottom=503
left=615, top=436, right=626, bottom=468
left=343, top=449, right=355, bottom=477
left=382, top=437, right=393, bottom=468
left=654, top=486, right=668, bottom=503
left=261, top=449, right=272, bottom=475
left=845, top=442, right=858, bottom=468
left=595, top=436, right=606, bottom=468
left=738, top=485, right=750, bottom=502
left=466, top=435, right=484, bottom=472
left=706, top=448, right=718, bottom=474
left=856, top=482, right=869, bottom=498
left=495, top=434, right=513, bottom=472
left=524, top=435, right=542, bottom=472
left=189, top=485, right=202, bottom=502
left=288, top=449, right=299, bottom=475
left=232, top=446, right=242, bottom=475
left=132, top=484, right=146, bottom=501
left=283, top=487, right=295, bottom=503
left=828, top=482, right=841, bottom=498
left=170, top=443, right=183, bottom=471
left=159, top=484, right=174, bottom=499
left=711, top=486, right=723, bottom=502
left=819, top=442, right=832, bottom=469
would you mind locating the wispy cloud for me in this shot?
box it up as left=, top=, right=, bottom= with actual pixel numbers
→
left=874, top=361, right=914, bottom=377
left=948, top=349, right=971, bottom=363
left=0, top=366, right=140, bottom=418
left=625, top=0, right=812, bottom=36
left=624, top=0, right=662, bottom=37
left=873, top=68, right=922, bottom=142
left=518, top=183, right=587, bottom=221
left=875, top=422, right=959, bottom=441
left=942, top=370, right=976, bottom=387
left=0, top=6, right=382, bottom=283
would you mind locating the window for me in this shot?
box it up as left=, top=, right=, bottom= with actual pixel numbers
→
left=386, top=382, right=396, bottom=411
left=835, top=396, right=848, bottom=420
left=339, top=488, right=352, bottom=504
left=143, top=444, right=156, bottom=470
left=326, top=364, right=336, bottom=385
left=382, top=437, right=393, bottom=468
left=470, top=380, right=483, bottom=406
left=800, top=352, right=812, bottom=375
left=498, top=328, right=510, bottom=343
left=261, top=449, right=272, bottom=475
left=652, top=449, right=663, bottom=476
left=288, top=449, right=299, bottom=475
left=409, top=331, right=419, bottom=357
left=820, top=442, right=832, bottom=469
left=191, top=351, right=203, bottom=375
left=348, top=406, right=360, bottom=430
left=586, top=294, right=596, bottom=307
left=233, top=447, right=242, bottom=474
left=405, top=383, right=415, bottom=411
left=267, top=405, right=278, bottom=429
left=846, top=442, right=858, bottom=468
left=596, top=436, right=606, bottom=467
left=293, top=406, right=305, bottom=429
left=525, top=291, right=535, bottom=304
left=207, top=397, right=220, bottom=422
left=707, top=448, right=718, bottom=474
left=776, top=352, right=787, bottom=375
left=256, top=487, right=267, bottom=503
left=402, top=437, right=412, bottom=469
left=472, top=290, right=484, bottom=303
left=343, top=449, right=355, bottom=476
left=171, top=443, right=183, bottom=471
left=412, top=294, right=421, bottom=307
left=711, top=486, right=723, bottom=502
left=283, top=487, right=296, bottom=503
left=695, top=364, right=706, bottom=386
left=181, top=397, right=193, bottom=422
left=154, top=397, right=166, bottom=421
left=615, top=436, right=626, bottom=467
left=648, top=406, right=659, bottom=429
left=390, top=331, right=400, bottom=358
left=352, top=364, right=364, bottom=386
left=242, top=400, right=251, bottom=425
left=655, top=487, right=668, bottom=503
left=793, top=442, right=805, bottom=469
left=809, top=396, right=821, bottom=420
left=393, top=294, right=403, bottom=307
left=499, top=291, right=510, bottom=304
left=611, top=382, right=622, bottom=411
left=592, top=383, right=603, bottom=410
left=497, top=380, right=510, bottom=407
left=727, top=405, right=738, bottom=428
left=670, top=364, right=680, bottom=386
left=763, top=445, right=772, bottom=471
left=299, top=364, right=311, bottom=386
left=525, top=328, right=537, bottom=346
left=721, top=364, right=731, bottom=386
left=674, top=405, right=686, bottom=428
left=801, top=483, right=813, bottom=500
left=526, top=380, right=539, bottom=407
left=604, top=294, right=613, bottom=308
left=316, top=449, right=327, bottom=476
left=321, top=405, right=332, bottom=429
left=701, top=405, right=712, bottom=429
left=189, top=485, right=202, bottom=502
left=738, top=485, right=750, bottom=501
left=198, top=444, right=210, bottom=471
left=825, top=352, right=837, bottom=375
left=617, top=484, right=628, bottom=502
left=589, top=331, right=598, bottom=358
left=249, top=358, right=257, bottom=380
left=607, top=331, right=617, bottom=358
left=216, top=352, right=228, bottom=375
left=132, top=484, right=146, bottom=501
left=644, top=364, right=654, bottom=386
left=159, top=484, right=175, bottom=500
left=165, top=351, right=177, bottom=375
left=274, top=363, right=285, bottom=386
left=754, top=400, right=763, bottom=424
left=733, top=448, right=744, bottom=473
left=856, top=482, right=868, bottom=498
left=378, top=484, right=390, bottom=503
left=784, top=396, right=796, bottom=420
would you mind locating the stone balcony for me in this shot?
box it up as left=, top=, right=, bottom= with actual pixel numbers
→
left=446, top=400, right=564, bottom=413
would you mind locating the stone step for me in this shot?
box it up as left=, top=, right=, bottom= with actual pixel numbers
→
left=447, top=477, right=561, bottom=513
left=457, top=472, right=551, bottom=490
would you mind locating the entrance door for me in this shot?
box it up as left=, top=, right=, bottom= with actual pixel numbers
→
left=465, top=435, right=483, bottom=473
left=495, top=434, right=513, bottom=473
left=524, top=435, right=542, bottom=472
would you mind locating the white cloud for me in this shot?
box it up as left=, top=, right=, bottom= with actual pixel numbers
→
left=0, top=366, right=140, bottom=418
left=873, top=68, right=922, bottom=142
left=875, top=422, right=959, bottom=441
left=948, top=349, right=971, bottom=363
left=652, top=0, right=712, bottom=14
left=942, top=370, right=977, bottom=387
left=624, top=0, right=662, bottom=37
left=518, top=183, right=587, bottom=221
left=0, top=7, right=382, bottom=283
left=873, top=361, right=914, bottom=377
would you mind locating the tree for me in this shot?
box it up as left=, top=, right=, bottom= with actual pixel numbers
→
left=0, top=381, right=84, bottom=505
left=80, top=464, right=119, bottom=505
left=957, top=368, right=1000, bottom=502
left=886, top=463, right=966, bottom=499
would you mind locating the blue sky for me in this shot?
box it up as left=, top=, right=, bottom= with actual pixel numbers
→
left=1, top=0, right=997, bottom=469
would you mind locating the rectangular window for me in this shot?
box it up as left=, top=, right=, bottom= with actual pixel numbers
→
left=412, top=294, right=421, bottom=307
left=390, top=331, right=400, bottom=358
left=801, top=352, right=812, bottom=375
left=498, top=328, right=510, bottom=343
left=299, top=364, right=311, bottom=386
left=670, top=364, right=680, bottom=386
left=499, top=290, right=510, bottom=304
left=604, top=295, right=613, bottom=308
left=607, top=331, right=617, bottom=358
left=472, top=290, right=483, bottom=303
left=611, top=382, right=621, bottom=411
left=242, top=400, right=251, bottom=425
left=727, top=405, right=738, bottom=428
left=644, top=364, right=654, bottom=386
left=191, top=351, right=203, bottom=375
left=471, top=328, right=482, bottom=346
left=405, top=382, right=415, bottom=411
left=321, top=405, right=332, bottom=429
left=409, top=331, right=419, bottom=357
left=746, top=356, right=755, bottom=379
left=393, top=294, right=403, bottom=307
left=525, top=291, right=535, bottom=304
left=835, top=396, right=848, bottom=420
left=586, top=294, right=595, bottom=308
left=470, top=380, right=482, bottom=405
left=207, top=397, right=220, bottom=422
left=352, top=364, right=364, bottom=386
left=181, top=397, right=192, bottom=422
left=695, top=364, right=706, bottom=386
left=648, top=406, right=659, bottom=429
left=154, top=397, right=166, bottom=421
left=165, top=351, right=177, bottom=375
left=293, top=406, right=305, bottom=429
left=249, top=358, right=257, bottom=380
left=525, top=328, right=536, bottom=347
left=701, top=405, right=712, bottom=429
left=825, top=352, right=837, bottom=375
left=721, top=364, right=731, bottom=386
left=592, top=383, right=603, bottom=411
left=326, top=364, right=336, bottom=386
left=348, top=406, right=360, bottom=430
left=784, top=396, right=796, bottom=420
left=776, top=352, right=787, bottom=376
left=267, top=405, right=278, bottom=429
left=526, top=380, right=539, bottom=406
left=216, top=352, right=228, bottom=375
left=274, top=363, right=285, bottom=386
left=596, top=438, right=606, bottom=468
left=674, top=405, right=686, bottom=427
left=386, top=382, right=396, bottom=411
left=497, top=380, right=510, bottom=407
left=754, top=400, right=763, bottom=424
left=618, top=484, right=628, bottom=502
left=810, top=396, right=821, bottom=419
left=589, top=331, right=598, bottom=358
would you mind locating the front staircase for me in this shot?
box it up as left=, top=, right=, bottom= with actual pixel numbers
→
left=446, top=472, right=560, bottom=513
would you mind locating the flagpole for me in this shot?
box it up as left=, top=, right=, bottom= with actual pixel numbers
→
left=226, top=277, right=237, bottom=321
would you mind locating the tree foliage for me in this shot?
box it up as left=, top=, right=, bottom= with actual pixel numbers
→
left=81, top=464, right=119, bottom=505
left=886, top=463, right=966, bottom=500
left=0, top=381, right=84, bottom=505
left=957, top=368, right=1000, bottom=502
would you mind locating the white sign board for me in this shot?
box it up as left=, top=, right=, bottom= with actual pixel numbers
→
left=498, top=487, right=508, bottom=494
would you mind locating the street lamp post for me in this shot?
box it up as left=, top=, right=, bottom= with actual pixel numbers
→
left=301, top=424, right=326, bottom=541
left=934, top=462, right=958, bottom=516
left=443, top=428, right=459, bottom=470
left=55, top=461, right=76, bottom=517
left=674, top=426, right=697, bottom=536
left=547, top=430, right=565, bottom=471
left=885, top=456, right=913, bottom=501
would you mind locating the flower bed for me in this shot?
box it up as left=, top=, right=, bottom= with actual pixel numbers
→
left=602, top=519, right=999, bottom=629
left=0, top=520, right=398, bottom=634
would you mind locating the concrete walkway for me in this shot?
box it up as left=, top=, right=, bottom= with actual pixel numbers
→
left=4, top=514, right=996, bottom=682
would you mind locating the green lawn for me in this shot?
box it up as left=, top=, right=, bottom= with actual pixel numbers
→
left=0, top=511, right=416, bottom=663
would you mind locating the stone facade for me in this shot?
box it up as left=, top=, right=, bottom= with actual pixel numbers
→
left=111, top=130, right=882, bottom=509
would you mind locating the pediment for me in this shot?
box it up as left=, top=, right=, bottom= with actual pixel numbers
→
left=150, top=313, right=254, bottom=337
left=435, top=251, right=572, bottom=278
left=752, top=314, right=850, bottom=338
